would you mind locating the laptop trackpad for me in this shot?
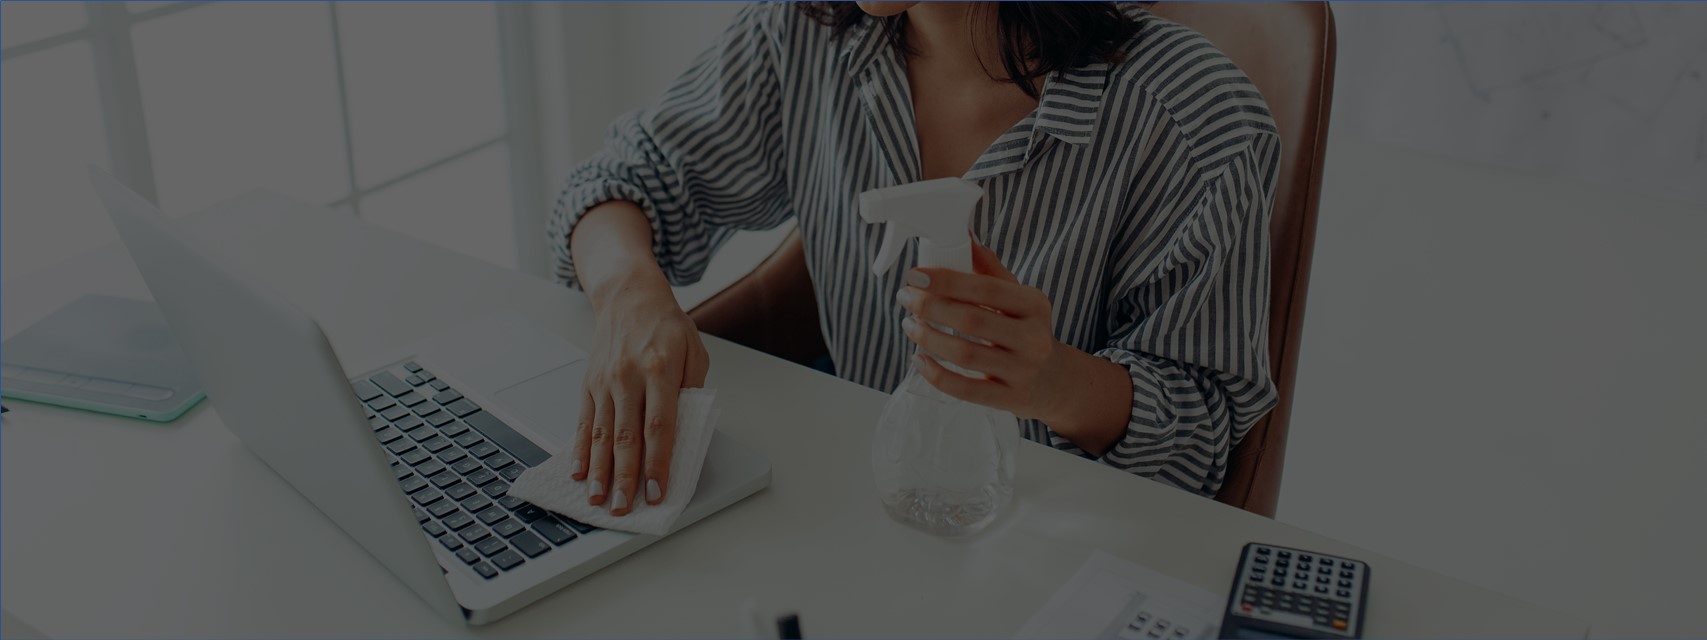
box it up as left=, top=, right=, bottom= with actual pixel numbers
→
left=494, top=361, right=587, bottom=450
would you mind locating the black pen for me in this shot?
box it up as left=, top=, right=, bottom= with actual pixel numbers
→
left=776, top=613, right=803, bottom=640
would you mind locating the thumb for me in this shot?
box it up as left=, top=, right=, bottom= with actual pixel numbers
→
left=971, top=240, right=1018, bottom=282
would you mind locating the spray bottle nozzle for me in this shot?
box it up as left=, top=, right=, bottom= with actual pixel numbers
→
left=858, top=178, right=985, bottom=276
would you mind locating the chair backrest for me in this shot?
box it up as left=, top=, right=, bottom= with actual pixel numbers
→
left=1148, top=2, right=1337, bottom=517
left=691, top=2, right=1336, bottom=517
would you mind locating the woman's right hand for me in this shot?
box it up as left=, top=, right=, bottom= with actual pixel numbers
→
left=571, top=278, right=709, bottom=516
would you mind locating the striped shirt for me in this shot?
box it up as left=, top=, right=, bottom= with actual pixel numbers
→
left=550, top=3, right=1280, bottom=497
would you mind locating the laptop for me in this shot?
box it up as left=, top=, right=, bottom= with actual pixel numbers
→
left=89, top=168, right=771, bottom=625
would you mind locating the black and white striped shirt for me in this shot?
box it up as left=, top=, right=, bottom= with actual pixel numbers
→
left=550, top=3, right=1280, bottom=497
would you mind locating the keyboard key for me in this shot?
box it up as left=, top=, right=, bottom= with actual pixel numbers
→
left=500, top=465, right=525, bottom=481
left=460, top=494, right=492, bottom=513
left=380, top=406, right=410, bottom=421
left=465, top=468, right=498, bottom=486
left=490, top=550, right=525, bottom=571
left=409, top=426, right=439, bottom=443
left=436, top=447, right=468, bottom=465
left=394, top=414, right=424, bottom=431
left=352, top=380, right=384, bottom=401
left=370, top=372, right=412, bottom=397
left=425, top=411, right=455, bottom=427
left=432, top=389, right=464, bottom=405
left=445, top=399, right=481, bottom=418
left=514, top=505, right=546, bottom=523
left=422, top=435, right=454, bottom=453
left=475, top=536, right=509, bottom=557
left=366, top=395, right=396, bottom=411
left=510, top=531, right=550, bottom=557
left=399, top=448, right=432, bottom=466
left=411, top=507, right=429, bottom=523
left=562, top=517, right=599, bottom=534
left=463, top=411, right=550, bottom=466
left=444, top=482, right=478, bottom=501
left=385, top=440, right=417, bottom=456
left=451, top=458, right=483, bottom=475
left=397, top=391, right=426, bottom=407
left=453, top=432, right=484, bottom=448
left=429, top=471, right=461, bottom=488
left=406, top=374, right=425, bottom=386
left=476, top=506, right=509, bottom=525
left=482, top=480, right=510, bottom=498
left=484, top=453, right=516, bottom=471
left=428, top=499, right=459, bottom=518
left=403, top=361, right=422, bottom=373
left=369, top=416, right=387, bottom=431
left=532, top=519, right=577, bottom=545
left=442, top=511, right=474, bottom=530
left=430, top=380, right=449, bottom=391
left=399, top=474, right=428, bottom=494
left=472, top=562, right=498, bottom=579
left=391, top=462, right=412, bottom=479
left=420, top=371, right=437, bottom=382
left=440, top=420, right=470, bottom=438
left=439, top=535, right=462, bottom=551
left=456, top=548, right=480, bottom=565
left=411, top=488, right=443, bottom=506
left=468, top=442, right=499, bottom=459
left=459, top=525, right=492, bottom=544
left=415, top=460, right=447, bottom=478
left=492, top=518, right=525, bottom=538
left=497, top=496, right=525, bottom=510
left=422, top=521, right=446, bottom=537
left=375, top=427, right=404, bottom=444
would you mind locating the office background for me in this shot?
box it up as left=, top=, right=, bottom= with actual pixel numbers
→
left=2, top=2, right=1702, bottom=636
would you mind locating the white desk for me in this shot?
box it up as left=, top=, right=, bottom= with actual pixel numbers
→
left=0, top=193, right=1585, bottom=637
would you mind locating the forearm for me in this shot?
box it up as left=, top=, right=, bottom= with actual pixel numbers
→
left=1036, top=343, right=1134, bottom=457
left=569, top=200, right=674, bottom=313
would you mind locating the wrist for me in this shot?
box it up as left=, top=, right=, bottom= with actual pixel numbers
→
left=589, top=267, right=673, bottom=315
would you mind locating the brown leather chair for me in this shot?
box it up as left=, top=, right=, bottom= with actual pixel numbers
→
left=690, top=3, right=1336, bottom=518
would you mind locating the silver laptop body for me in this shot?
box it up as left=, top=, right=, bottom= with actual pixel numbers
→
left=91, top=168, right=771, bottom=625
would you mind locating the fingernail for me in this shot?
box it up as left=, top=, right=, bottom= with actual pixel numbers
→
left=896, top=287, right=916, bottom=306
left=569, top=458, right=583, bottom=477
left=591, top=479, right=604, bottom=498
left=901, top=316, right=918, bottom=335
left=905, top=270, right=930, bottom=288
left=646, top=479, right=662, bottom=502
left=615, top=489, right=631, bottom=511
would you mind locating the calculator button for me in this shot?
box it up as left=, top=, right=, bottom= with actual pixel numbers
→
left=1299, top=554, right=1312, bottom=562
left=1339, top=579, right=1352, bottom=587
left=1277, top=551, right=1291, bottom=558
left=1317, top=576, right=1329, bottom=584
left=1254, top=555, right=1269, bottom=565
left=1294, top=581, right=1306, bottom=589
left=1271, top=577, right=1285, bottom=586
left=1257, top=547, right=1271, bottom=555
left=1315, top=585, right=1328, bottom=593
left=1341, top=560, right=1355, bottom=568
left=1341, top=570, right=1354, bottom=577
left=1337, top=589, right=1351, bottom=598
left=1319, top=566, right=1332, bottom=574
left=1333, top=620, right=1348, bottom=630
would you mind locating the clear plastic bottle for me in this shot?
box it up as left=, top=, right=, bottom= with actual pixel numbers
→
left=860, top=178, right=1020, bottom=537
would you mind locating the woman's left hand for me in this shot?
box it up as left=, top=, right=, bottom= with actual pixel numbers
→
left=895, top=241, right=1069, bottom=422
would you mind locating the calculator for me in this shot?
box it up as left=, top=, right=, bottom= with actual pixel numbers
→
left=1218, top=543, right=1370, bottom=638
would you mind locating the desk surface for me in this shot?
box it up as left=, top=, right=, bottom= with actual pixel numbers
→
left=0, top=193, right=1585, bottom=638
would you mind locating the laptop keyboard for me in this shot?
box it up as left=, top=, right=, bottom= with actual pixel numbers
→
left=353, top=361, right=599, bottom=580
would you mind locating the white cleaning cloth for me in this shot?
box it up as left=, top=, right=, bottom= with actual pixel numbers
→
left=508, top=388, right=718, bottom=536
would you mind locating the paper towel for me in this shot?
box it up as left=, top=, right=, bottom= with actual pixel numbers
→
left=508, top=388, right=717, bottom=536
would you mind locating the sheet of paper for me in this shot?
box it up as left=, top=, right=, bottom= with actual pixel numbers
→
left=1017, top=550, right=1224, bottom=639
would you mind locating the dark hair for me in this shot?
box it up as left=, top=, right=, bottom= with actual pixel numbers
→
left=797, top=2, right=1140, bottom=99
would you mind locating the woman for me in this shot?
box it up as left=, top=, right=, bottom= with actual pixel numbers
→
left=550, top=2, right=1280, bottom=516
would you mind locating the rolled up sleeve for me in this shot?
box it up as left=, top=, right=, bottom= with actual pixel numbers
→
left=548, top=3, right=793, bottom=289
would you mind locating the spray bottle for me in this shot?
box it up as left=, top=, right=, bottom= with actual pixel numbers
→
left=860, top=178, right=1019, bottom=537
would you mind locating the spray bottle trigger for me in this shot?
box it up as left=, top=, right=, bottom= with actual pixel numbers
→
left=871, top=223, right=904, bottom=276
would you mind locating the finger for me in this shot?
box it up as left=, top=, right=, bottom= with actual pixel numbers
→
left=585, top=395, right=616, bottom=505
left=641, top=382, right=679, bottom=505
left=913, top=353, right=1008, bottom=408
left=909, top=268, right=1044, bottom=318
left=571, top=390, right=594, bottom=480
left=609, top=388, right=644, bottom=515
left=971, top=241, right=1019, bottom=282
left=902, top=315, right=1020, bottom=380
left=897, top=286, right=1028, bottom=347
